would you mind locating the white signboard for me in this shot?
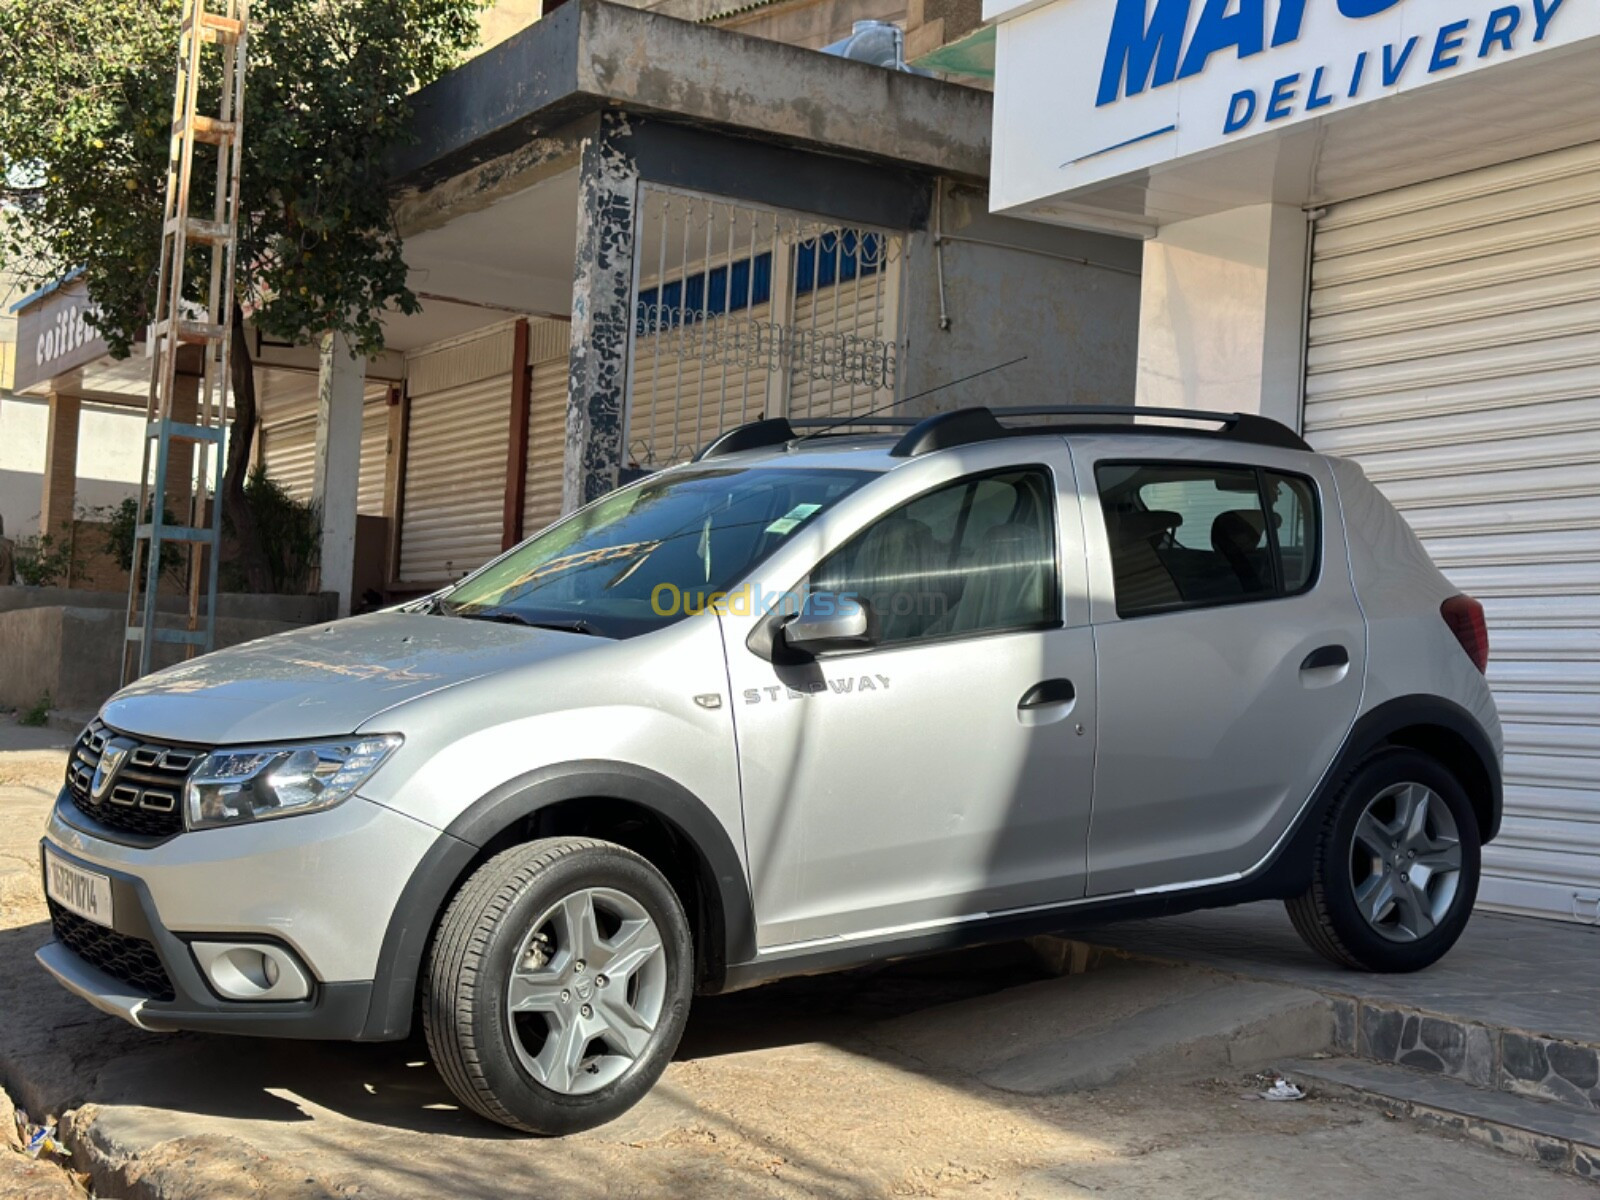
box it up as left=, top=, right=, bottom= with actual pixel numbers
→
left=989, top=0, right=1600, bottom=210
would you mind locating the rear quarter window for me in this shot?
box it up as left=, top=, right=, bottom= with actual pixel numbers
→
left=1095, top=462, right=1320, bottom=619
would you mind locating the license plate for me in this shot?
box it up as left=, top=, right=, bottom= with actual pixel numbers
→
left=44, top=850, right=114, bottom=929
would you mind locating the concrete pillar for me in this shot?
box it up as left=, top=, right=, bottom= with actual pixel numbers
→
left=39, top=391, right=81, bottom=539
left=311, top=332, right=365, bottom=615
left=1133, top=203, right=1309, bottom=430
left=564, top=111, right=638, bottom=513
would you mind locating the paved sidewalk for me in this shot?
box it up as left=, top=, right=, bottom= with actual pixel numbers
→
left=1084, top=901, right=1600, bottom=1047
left=0, top=718, right=71, bottom=755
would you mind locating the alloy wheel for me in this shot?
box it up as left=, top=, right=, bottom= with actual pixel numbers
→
left=505, top=886, right=668, bottom=1095
left=1348, top=781, right=1463, bottom=942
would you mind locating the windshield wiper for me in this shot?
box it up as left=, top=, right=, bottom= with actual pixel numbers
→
left=453, top=609, right=602, bottom=636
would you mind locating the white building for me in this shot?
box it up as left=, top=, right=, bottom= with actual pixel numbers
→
left=987, top=0, right=1599, bottom=923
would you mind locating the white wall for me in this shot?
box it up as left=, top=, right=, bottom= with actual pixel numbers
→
left=0, top=394, right=144, bottom=538
left=1133, top=203, right=1307, bottom=429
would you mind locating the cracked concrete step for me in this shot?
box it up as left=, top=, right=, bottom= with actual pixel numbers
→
left=1283, top=1057, right=1600, bottom=1180
left=1070, top=912, right=1600, bottom=1113
left=870, top=960, right=1335, bottom=1095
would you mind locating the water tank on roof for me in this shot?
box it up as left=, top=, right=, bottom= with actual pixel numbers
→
left=823, top=20, right=918, bottom=73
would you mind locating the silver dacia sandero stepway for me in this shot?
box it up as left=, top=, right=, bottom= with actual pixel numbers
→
left=38, top=404, right=1501, bottom=1133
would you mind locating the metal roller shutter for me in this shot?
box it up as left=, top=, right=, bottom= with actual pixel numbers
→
left=523, top=357, right=569, bottom=537
left=258, top=377, right=318, bottom=500
left=358, top=397, right=388, bottom=517
left=260, top=417, right=317, bottom=500
left=628, top=301, right=773, bottom=468
left=399, top=373, right=512, bottom=586
left=261, top=383, right=390, bottom=512
left=787, top=270, right=889, bottom=420
left=1304, top=141, right=1600, bottom=924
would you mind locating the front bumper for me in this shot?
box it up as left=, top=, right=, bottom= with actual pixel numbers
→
left=38, top=790, right=438, bottom=1039
left=35, top=930, right=373, bottom=1038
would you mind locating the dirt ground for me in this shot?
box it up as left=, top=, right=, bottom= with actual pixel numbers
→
left=0, top=721, right=1592, bottom=1199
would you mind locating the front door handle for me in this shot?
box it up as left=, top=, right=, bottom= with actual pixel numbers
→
left=1300, top=645, right=1350, bottom=671
left=1019, top=678, right=1076, bottom=709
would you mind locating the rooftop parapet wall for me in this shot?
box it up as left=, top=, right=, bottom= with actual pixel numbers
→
left=393, top=0, right=991, bottom=193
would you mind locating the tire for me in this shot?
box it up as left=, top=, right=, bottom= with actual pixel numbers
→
left=423, top=837, right=693, bottom=1133
left=1286, top=748, right=1480, bottom=973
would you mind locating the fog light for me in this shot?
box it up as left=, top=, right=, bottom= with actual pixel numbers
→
left=191, top=941, right=311, bottom=1002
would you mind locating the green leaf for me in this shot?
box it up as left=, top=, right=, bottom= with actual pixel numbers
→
left=0, top=0, right=486, bottom=356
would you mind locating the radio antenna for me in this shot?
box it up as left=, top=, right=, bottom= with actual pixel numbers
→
left=796, top=355, right=1028, bottom=443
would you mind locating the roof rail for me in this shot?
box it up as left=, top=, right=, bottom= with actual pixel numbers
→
left=693, top=418, right=796, bottom=462
left=889, top=405, right=1310, bottom=457
left=693, top=415, right=922, bottom=461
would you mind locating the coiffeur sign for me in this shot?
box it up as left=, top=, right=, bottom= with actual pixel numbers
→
left=11, top=277, right=109, bottom=394
left=988, top=0, right=1599, bottom=207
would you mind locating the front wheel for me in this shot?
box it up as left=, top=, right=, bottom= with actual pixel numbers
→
left=1286, top=748, right=1480, bottom=972
left=423, top=838, right=693, bottom=1133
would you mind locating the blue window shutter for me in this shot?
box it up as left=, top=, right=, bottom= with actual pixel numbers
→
left=753, top=252, right=772, bottom=305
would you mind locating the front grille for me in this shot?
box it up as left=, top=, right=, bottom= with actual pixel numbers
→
left=49, top=900, right=176, bottom=1001
left=65, top=720, right=202, bottom=839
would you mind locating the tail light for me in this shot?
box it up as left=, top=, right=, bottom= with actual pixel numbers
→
left=1441, top=594, right=1489, bottom=674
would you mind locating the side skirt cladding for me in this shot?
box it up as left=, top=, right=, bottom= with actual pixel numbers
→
left=358, top=761, right=756, bottom=1041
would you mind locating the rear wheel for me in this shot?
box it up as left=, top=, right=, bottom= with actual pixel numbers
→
left=1286, top=748, right=1480, bottom=972
left=423, top=838, right=692, bottom=1133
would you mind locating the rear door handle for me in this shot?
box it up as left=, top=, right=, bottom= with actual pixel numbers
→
left=1019, top=679, right=1076, bottom=709
left=1300, top=645, right=1349, bottom=671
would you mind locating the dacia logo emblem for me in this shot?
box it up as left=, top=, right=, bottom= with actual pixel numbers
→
left=90, top=738, right=136, bottom=803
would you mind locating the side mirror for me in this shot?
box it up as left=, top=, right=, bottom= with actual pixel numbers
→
left=781, top=591, right=876, bottom=656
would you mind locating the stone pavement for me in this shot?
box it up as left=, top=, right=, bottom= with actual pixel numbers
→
left=1084, top=901, right=1600, bottom=1114
left=1085, top=901, right=1600, bottom=1046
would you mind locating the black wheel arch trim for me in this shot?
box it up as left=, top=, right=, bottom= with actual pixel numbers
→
left=1337, top=693, right=1503, bottom=843
left=360, top=761, right=755, bottom=1040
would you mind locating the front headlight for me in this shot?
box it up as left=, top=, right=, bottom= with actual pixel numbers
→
left=184, top=735, right=402, bottom=830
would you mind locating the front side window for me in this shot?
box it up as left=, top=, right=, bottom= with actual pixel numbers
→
left=811, top=467, right=1059, bottom=646
left=1096, top=462, right=1319, bottom=619
left=440, top=466, right=874, bottom=638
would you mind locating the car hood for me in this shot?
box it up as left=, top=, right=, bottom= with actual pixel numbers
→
left=99, top=612, right=600, bottom=745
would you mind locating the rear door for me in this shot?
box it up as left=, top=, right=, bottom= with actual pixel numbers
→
left=1072, top=437, right=1367, bottom=895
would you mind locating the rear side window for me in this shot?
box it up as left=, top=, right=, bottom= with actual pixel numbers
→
left=1095, top=462, right=1319, bottom=619
left=1268, top=472, right=1317, bottom=592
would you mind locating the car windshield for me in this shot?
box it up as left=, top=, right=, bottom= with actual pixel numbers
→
left=437, top=465, right=875, bottom=638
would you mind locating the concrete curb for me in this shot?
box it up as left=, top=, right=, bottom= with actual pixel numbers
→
left=62, top=1107, right=342, bottom=1200
left=0, top=1084, right=83, bottom=1199
left=1072, top=938, right=1600, bottom=1111
left=1283, top=1058, right=1600, bottom=1180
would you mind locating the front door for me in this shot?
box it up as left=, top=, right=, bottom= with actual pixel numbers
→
left=1074, top=442, right=1368, bottom=896
left=721, top=448, right=1098, bottom=948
